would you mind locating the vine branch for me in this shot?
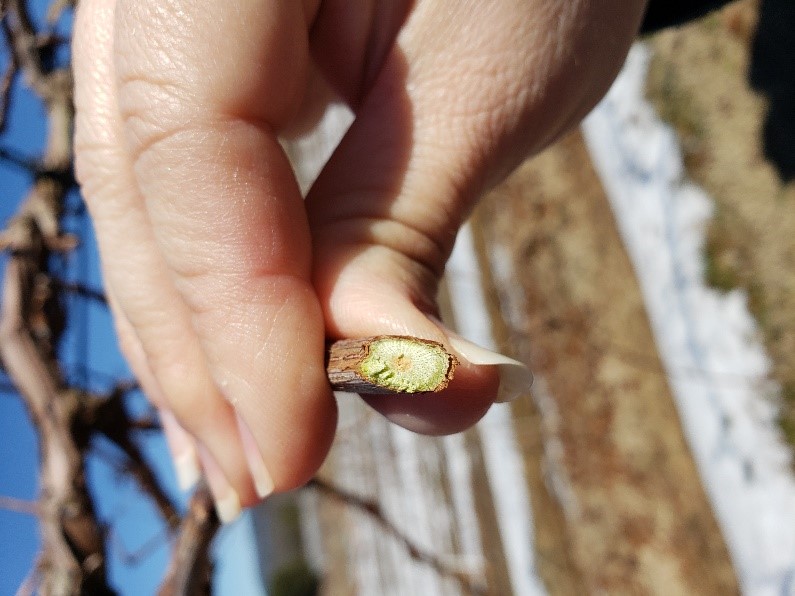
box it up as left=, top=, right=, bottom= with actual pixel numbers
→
left=309, top=477, right=487, bottom=596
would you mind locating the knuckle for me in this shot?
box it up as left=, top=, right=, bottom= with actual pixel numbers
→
left=116, top=73, right=196, bottom=165
left=164, top=254, right=253, bottom=318
left=315, top=213, right=452, bottom=279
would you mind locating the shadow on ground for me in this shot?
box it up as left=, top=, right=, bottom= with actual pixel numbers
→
left=750, top=0, right=795, bottom=181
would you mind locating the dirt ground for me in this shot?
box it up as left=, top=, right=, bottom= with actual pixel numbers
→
left=474, top=130, right=738, bottom=594
left=646, top=0, right=795, bottom=446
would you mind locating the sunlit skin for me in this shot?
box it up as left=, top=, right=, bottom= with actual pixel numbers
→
left=73, top=0, right=647, bottom=514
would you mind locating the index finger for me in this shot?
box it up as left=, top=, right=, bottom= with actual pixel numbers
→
left=114, top=0, right=336, bottom=490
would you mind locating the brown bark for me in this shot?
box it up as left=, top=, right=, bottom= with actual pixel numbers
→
left=158, top=483, right=219, bottom=596
left=0, top=3, right=111, bottom=592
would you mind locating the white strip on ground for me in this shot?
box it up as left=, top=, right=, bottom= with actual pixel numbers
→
left=443, top=432, right=486, bottom=575
left=447, top=224, right=547, bottom=596
left=582, top=43, right=795, bottom=596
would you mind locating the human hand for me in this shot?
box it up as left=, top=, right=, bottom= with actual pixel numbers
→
left=73, top=0, right=646, bottom=520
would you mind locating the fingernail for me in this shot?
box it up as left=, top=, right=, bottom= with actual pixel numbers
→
left=447, top=335, right=534, bottom=402
left=160, top=410, right=201, bottom=492
left=198, top=446, right=241, bottom=524
left=174, top=448, right=202, bottom=492
left=236, top=415, right=275, bottom=499
left=215, top=490, right=242, bottom=525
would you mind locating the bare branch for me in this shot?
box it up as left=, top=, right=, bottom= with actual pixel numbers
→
left=4, top=0, right=44, bottom=90
left=109, top=525, right=172, bottom=567
left=15, top=554, right=42, bottom=596
left=0, top=2, right=114, bottom=592
left=45, top=0, right=73, bottom=25
left=51, top=278, right=107, bottom=304
left=86, top=391, right=180, bottom=531
left=158, top=482, right=219, bottom=596
left=309, top=478, right=487, bottom=596
left=0, top=14, right=18, bottom=132
left=1, top=253, right=113, bottom=593
left=0, top=378, right=19, bottom=394
left=0, top=145, right=37, bottom=171
left=0, top=494, right=40, bottom=515
left=128, top=415, right=161, bottom=432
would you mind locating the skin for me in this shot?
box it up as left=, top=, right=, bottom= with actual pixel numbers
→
left=73, top=0, right=647, bottom=511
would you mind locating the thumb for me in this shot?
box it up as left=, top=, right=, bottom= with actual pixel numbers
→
left=305, top=50, right=531, bottom=435
left=305, top=0, right=644, bottom=433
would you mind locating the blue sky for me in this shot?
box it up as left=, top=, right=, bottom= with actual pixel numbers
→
left=0, top=2, right=266, bottom=593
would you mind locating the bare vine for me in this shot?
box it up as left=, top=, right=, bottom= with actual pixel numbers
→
left=0, top=1, right=219, bottom=593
